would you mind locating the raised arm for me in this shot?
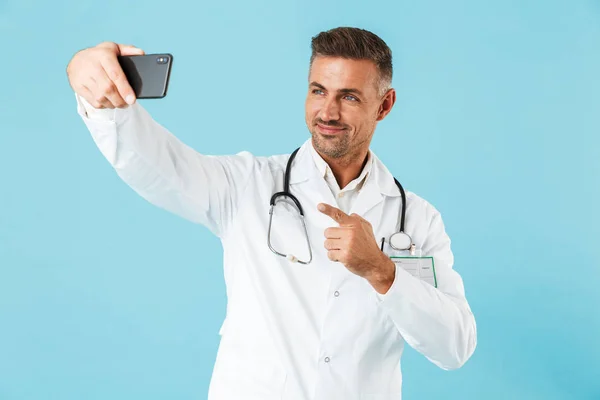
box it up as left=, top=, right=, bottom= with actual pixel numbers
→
left=67, top=42, right=255, bottom=237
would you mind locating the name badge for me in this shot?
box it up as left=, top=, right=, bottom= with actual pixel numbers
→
left=390, top=256, right=437, bottom=288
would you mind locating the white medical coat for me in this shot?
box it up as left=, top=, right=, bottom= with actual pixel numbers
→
left=75, top=94, right=477, bottom=400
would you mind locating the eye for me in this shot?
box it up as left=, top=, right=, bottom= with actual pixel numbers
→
left=343, top=95, right=358, bottom=102
left=312, top=89, right=325, bottom=95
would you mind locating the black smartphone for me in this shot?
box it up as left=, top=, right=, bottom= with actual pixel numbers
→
left=117, top=53, right=173, bottom=99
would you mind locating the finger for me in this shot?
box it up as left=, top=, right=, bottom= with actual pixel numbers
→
left=350, top=212, right=367, bottom=223
left=88, top=74, right=120, bottom=108
left=100, top=56, right=136, bottom=105
left=91, top=65, right=128, bottom=108
left=96, top=42, right=145, bottom=56
left=79, top=84, right=105, bottom=109
left=96, top=41, right=119, bottom=51
left=324, top=226, right=351, bottom=239
left=117, top=44, right=145, bottom=56
left=327, top=250, right=342, bottom=262
left=324, top=227, right=340, bottom=239
left=87, top=76, right=113, bottom=108
left=318, top=203, right=351, bottom=225
left=324, top=239, right=342, bottom=251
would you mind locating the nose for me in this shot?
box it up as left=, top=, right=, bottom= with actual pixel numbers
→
left=319, top=97, right=340, bottom=122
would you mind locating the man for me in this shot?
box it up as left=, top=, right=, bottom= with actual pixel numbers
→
left=67, top=27, right=476, bottom=400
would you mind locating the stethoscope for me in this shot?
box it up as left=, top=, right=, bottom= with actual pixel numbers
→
left=267, top=147, right=413, bottom=264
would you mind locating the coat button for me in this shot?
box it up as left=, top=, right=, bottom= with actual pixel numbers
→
left=334, top=291, right=340, bottom=297
left=324, top=357, right=330, bottom=363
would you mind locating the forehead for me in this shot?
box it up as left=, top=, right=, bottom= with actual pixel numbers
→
left=309, top=56, right=379, bottom=92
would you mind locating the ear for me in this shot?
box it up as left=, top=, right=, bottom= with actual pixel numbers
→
left=376, top=88, right=396, bottom=121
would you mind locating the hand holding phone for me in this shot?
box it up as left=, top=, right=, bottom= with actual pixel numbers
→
left=66, top=42, right=173, bottom=109
left=117, top=54, right=173, bottom=99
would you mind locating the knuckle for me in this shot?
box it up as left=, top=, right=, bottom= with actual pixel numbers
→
left=102, top=83, right=117, bottom=95
left=97, top=41, right=117, bottom=50
left=90, top=47, right=108, bottom=61
left=97, top=50, right=117, bottom=66
left=107, top=69, right=121, bottom=81
left=112, top=94, right=125, bottom=104
left=98, top=50, right=114, bottom=61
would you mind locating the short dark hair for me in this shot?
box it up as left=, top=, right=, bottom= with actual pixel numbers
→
left=310, top=27, right=393, bottom=95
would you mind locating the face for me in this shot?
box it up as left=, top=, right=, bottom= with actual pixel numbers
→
left=305, top=56, right=395, bottom=160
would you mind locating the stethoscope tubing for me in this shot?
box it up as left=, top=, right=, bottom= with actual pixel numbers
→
left=268, top=147, right=411, bottom=263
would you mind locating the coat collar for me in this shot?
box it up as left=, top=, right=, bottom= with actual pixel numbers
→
left=288, top=139, right=402, bottom=199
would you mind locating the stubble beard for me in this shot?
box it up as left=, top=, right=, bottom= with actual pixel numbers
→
left=310, top=129, right=351, bottom=159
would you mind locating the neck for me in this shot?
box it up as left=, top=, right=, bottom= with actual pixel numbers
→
left=320, top=148, right=370, bottom=189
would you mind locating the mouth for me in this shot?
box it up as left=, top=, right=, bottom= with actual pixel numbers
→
left=316, top=123, right=346, bottom=135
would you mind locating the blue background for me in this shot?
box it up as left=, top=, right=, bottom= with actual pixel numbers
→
left=1, top=0, right=599, bottom=399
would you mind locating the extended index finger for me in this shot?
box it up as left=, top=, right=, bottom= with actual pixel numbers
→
left=318, top=203, right=351, bottom=225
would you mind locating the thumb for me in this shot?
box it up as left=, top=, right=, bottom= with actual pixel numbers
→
left=117, top=44, right=145, bottom=56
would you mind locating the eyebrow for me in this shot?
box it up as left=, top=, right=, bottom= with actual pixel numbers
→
left=310, top=81, right=364, bottom=97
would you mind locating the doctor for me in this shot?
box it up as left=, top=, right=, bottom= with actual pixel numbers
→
left=67, top=27, right=476, bottom=399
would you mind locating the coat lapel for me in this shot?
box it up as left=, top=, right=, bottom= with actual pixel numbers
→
left=287, top=140, right=403, bottom=224
left=288, top=139, right=337, bottom=209
left=349, top=177, right=383, bottom=217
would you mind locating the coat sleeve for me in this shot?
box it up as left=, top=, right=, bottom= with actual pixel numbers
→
left=75, top=93, right=256, bottom=237
left=375, top=205, right=477, bottom=370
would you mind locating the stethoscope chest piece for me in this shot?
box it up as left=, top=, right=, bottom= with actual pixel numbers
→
left=389, top=231, right=412, bottom=251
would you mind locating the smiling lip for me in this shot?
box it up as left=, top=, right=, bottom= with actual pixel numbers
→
left=317, top=123, right=346, bottom=135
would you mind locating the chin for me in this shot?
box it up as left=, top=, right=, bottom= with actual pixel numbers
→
left=314, top=137, right=348, bottom=159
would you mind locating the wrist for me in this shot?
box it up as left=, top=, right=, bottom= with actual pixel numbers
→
left=367, top=254, right=396, bottom=294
